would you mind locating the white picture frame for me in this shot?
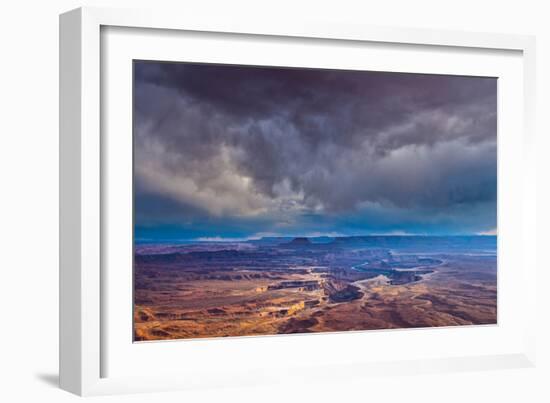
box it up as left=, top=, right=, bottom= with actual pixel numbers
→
left=59, top=6, right=537, bottom=396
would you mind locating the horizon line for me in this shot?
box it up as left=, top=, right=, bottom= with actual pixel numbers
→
left=135, top=233, right=498, bottom=243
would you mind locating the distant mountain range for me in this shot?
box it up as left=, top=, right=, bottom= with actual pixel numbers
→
left=261, top=235, right=497, bottom=252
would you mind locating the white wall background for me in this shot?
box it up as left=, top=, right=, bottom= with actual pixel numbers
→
left=0, top=0, right=548, bottom=401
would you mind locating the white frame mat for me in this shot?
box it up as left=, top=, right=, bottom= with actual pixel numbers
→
left=59, top=6, right=537, bottom=396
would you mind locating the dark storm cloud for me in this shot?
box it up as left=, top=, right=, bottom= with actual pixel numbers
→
left=133, top=61, right=497, bottom=235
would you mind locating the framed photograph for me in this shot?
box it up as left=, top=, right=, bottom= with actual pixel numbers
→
left=60, top=7, right=537, bottom=396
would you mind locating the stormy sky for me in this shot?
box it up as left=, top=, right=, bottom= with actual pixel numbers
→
left=134, top=61, right=497, bottom=241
